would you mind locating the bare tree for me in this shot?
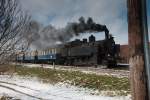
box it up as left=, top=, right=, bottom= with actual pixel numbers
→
left=0, top=0, right=30, bottom=64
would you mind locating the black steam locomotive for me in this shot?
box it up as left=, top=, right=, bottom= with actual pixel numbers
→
left=60, top=34, right=120, bottom=67
left=16, top=34, right=120, bottom=67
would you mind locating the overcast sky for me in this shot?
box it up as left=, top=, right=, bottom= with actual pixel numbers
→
left=20, top=0, right=150, bottom=45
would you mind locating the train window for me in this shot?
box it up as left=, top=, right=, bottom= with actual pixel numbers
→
left=38, top=51, right=40, bottom=55
left=53, top=49, right=55, bottom=54
left=44, top=50, right=46, bottom=55
left=54, top=49, right=56, bottom=54
left=44, top=51, right=46, bottom=55
left=43, top=50, right=45, bottom=55
left=43, top=51, right=45, bottom=55
left=55, top=48, right=57, bottom=54
left=50, top=49, right=52, bottom=53
left=47, top=49, right=50, bottom=54
left=47, top=50, right=48, bottom=54
left=47, top=50, right=49, bottom=54
left=46, top=50, right=47, bottom=55
left=56, top=48, right=58, bottom=53
left=49, top=49, right=51, bottom=54
left=52, top=49, right=54, bottom=54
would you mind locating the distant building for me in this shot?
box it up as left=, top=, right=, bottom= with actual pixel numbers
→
left=119, top=44, right=129, bottom=63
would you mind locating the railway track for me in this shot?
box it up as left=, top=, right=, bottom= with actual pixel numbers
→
left=0, top=84, right=46, bottom=100
left=0, top=80, right=76, bottom=100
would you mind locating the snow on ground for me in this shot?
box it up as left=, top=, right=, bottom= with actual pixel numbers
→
left=0, top=75, right=131, bottom=100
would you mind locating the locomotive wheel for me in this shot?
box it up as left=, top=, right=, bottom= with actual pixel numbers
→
left=107, top=60, right=117, bottom=68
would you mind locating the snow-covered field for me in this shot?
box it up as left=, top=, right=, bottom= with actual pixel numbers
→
left=0, top=75, right=130, bottom=100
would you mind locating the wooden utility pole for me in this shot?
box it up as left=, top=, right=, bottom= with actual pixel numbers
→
left=128, top=0, right=149, bottom=100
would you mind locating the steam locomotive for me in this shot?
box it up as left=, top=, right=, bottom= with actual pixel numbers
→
left=16, top=34, right=120, bottom=67
left=16, top=17, right=120, bottom=67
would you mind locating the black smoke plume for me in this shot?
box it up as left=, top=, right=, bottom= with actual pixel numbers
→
left=25, top=17, right=109, bottom=49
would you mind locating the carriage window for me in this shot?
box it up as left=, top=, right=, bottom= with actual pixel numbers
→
left=49, top=49, right=51, bottom=54
left=52, top=49, right=54, bottom=54
left=55, top=48, right=57, bottom=54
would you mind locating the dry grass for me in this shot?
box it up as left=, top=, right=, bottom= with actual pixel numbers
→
left=0, top=65, right=16, bottom=75
left=0, top=95, right=17, bottom=100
